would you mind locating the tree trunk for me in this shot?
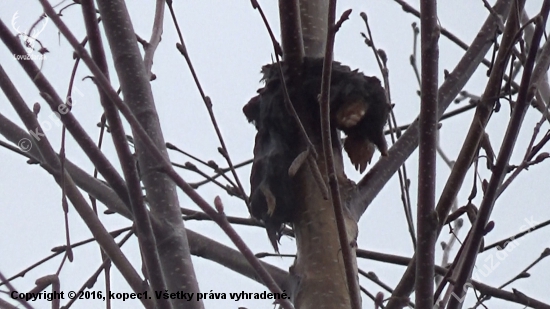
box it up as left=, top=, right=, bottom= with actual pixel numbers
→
left=292, top=154, right=358, bottom=309
left=282, top=1, right=360, bottom=308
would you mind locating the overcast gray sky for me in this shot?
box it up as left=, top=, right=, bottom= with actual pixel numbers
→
left=1, top=0, right=549, bottom=308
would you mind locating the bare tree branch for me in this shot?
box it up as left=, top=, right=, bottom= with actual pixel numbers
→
left=89, top=1, right=203, bottom=306
left=143, top=0, right=164, bottom=76
left=318, top=1, right=360, bottom=308
left=79, top=1, right=170, bottom=306
left=415, top=0, right=439, bottom=306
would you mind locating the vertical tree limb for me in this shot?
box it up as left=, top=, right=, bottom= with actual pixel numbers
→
left=279, top=0, right=304, bottom=67
left=318, top=1, right=361, bottom=308
left=143, top=0, right=164, bottom=76
left=415, top=0, right=439, bottom=307
left=79, top=1, right=170, bottom=307
left=77, top=0, right=203, bottom=307
left=299, top=0, right=329, bottom=58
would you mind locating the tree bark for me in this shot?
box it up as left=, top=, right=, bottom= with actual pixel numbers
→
left=281, top=1, right=360, bottom=308
left=95, top=1, right=202, bottom=308
left=292, top=157, right=358, bottom=309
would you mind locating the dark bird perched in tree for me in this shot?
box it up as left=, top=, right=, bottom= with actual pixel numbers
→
left=329, top=69, right=390, bottom=173
left=243, top=58, right=390, bottom=251
left=243, top=80, right=302, bottom=252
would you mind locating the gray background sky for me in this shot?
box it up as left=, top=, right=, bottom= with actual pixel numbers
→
left=1, top=0, right=549, bottom=308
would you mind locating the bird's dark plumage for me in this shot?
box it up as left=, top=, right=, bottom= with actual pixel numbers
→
left=243, top=58, right=390, bottom=251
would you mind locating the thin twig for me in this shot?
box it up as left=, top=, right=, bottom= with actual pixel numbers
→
left=361, top=11, right=416, bottom=249
left=143, top=0, right=164, bottom=76
left=0, top=227, right=131, bottom=285
left=0, top=271, right=33, bottom=309
left=472, top=248, right=550, bottom=308
left=435, top=133, right=463, bottom=299
left=359, top=269, right=415, bottom=308
left=319, top=1, right=361, bottom=308
left=249, top=0, right=283, bottom=56
left=62, top=229, right=134, bottom=309
left=167, top=2, right=250, bottom=209
left=483, top=218, right=550, bottom=251
left=190, top=158, right=253, bottom=188
left=498, top=113, right=550, bottom=196
left=173, top=161, right=244, bottom=199
left=410, top=22, right=422, bottom=86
